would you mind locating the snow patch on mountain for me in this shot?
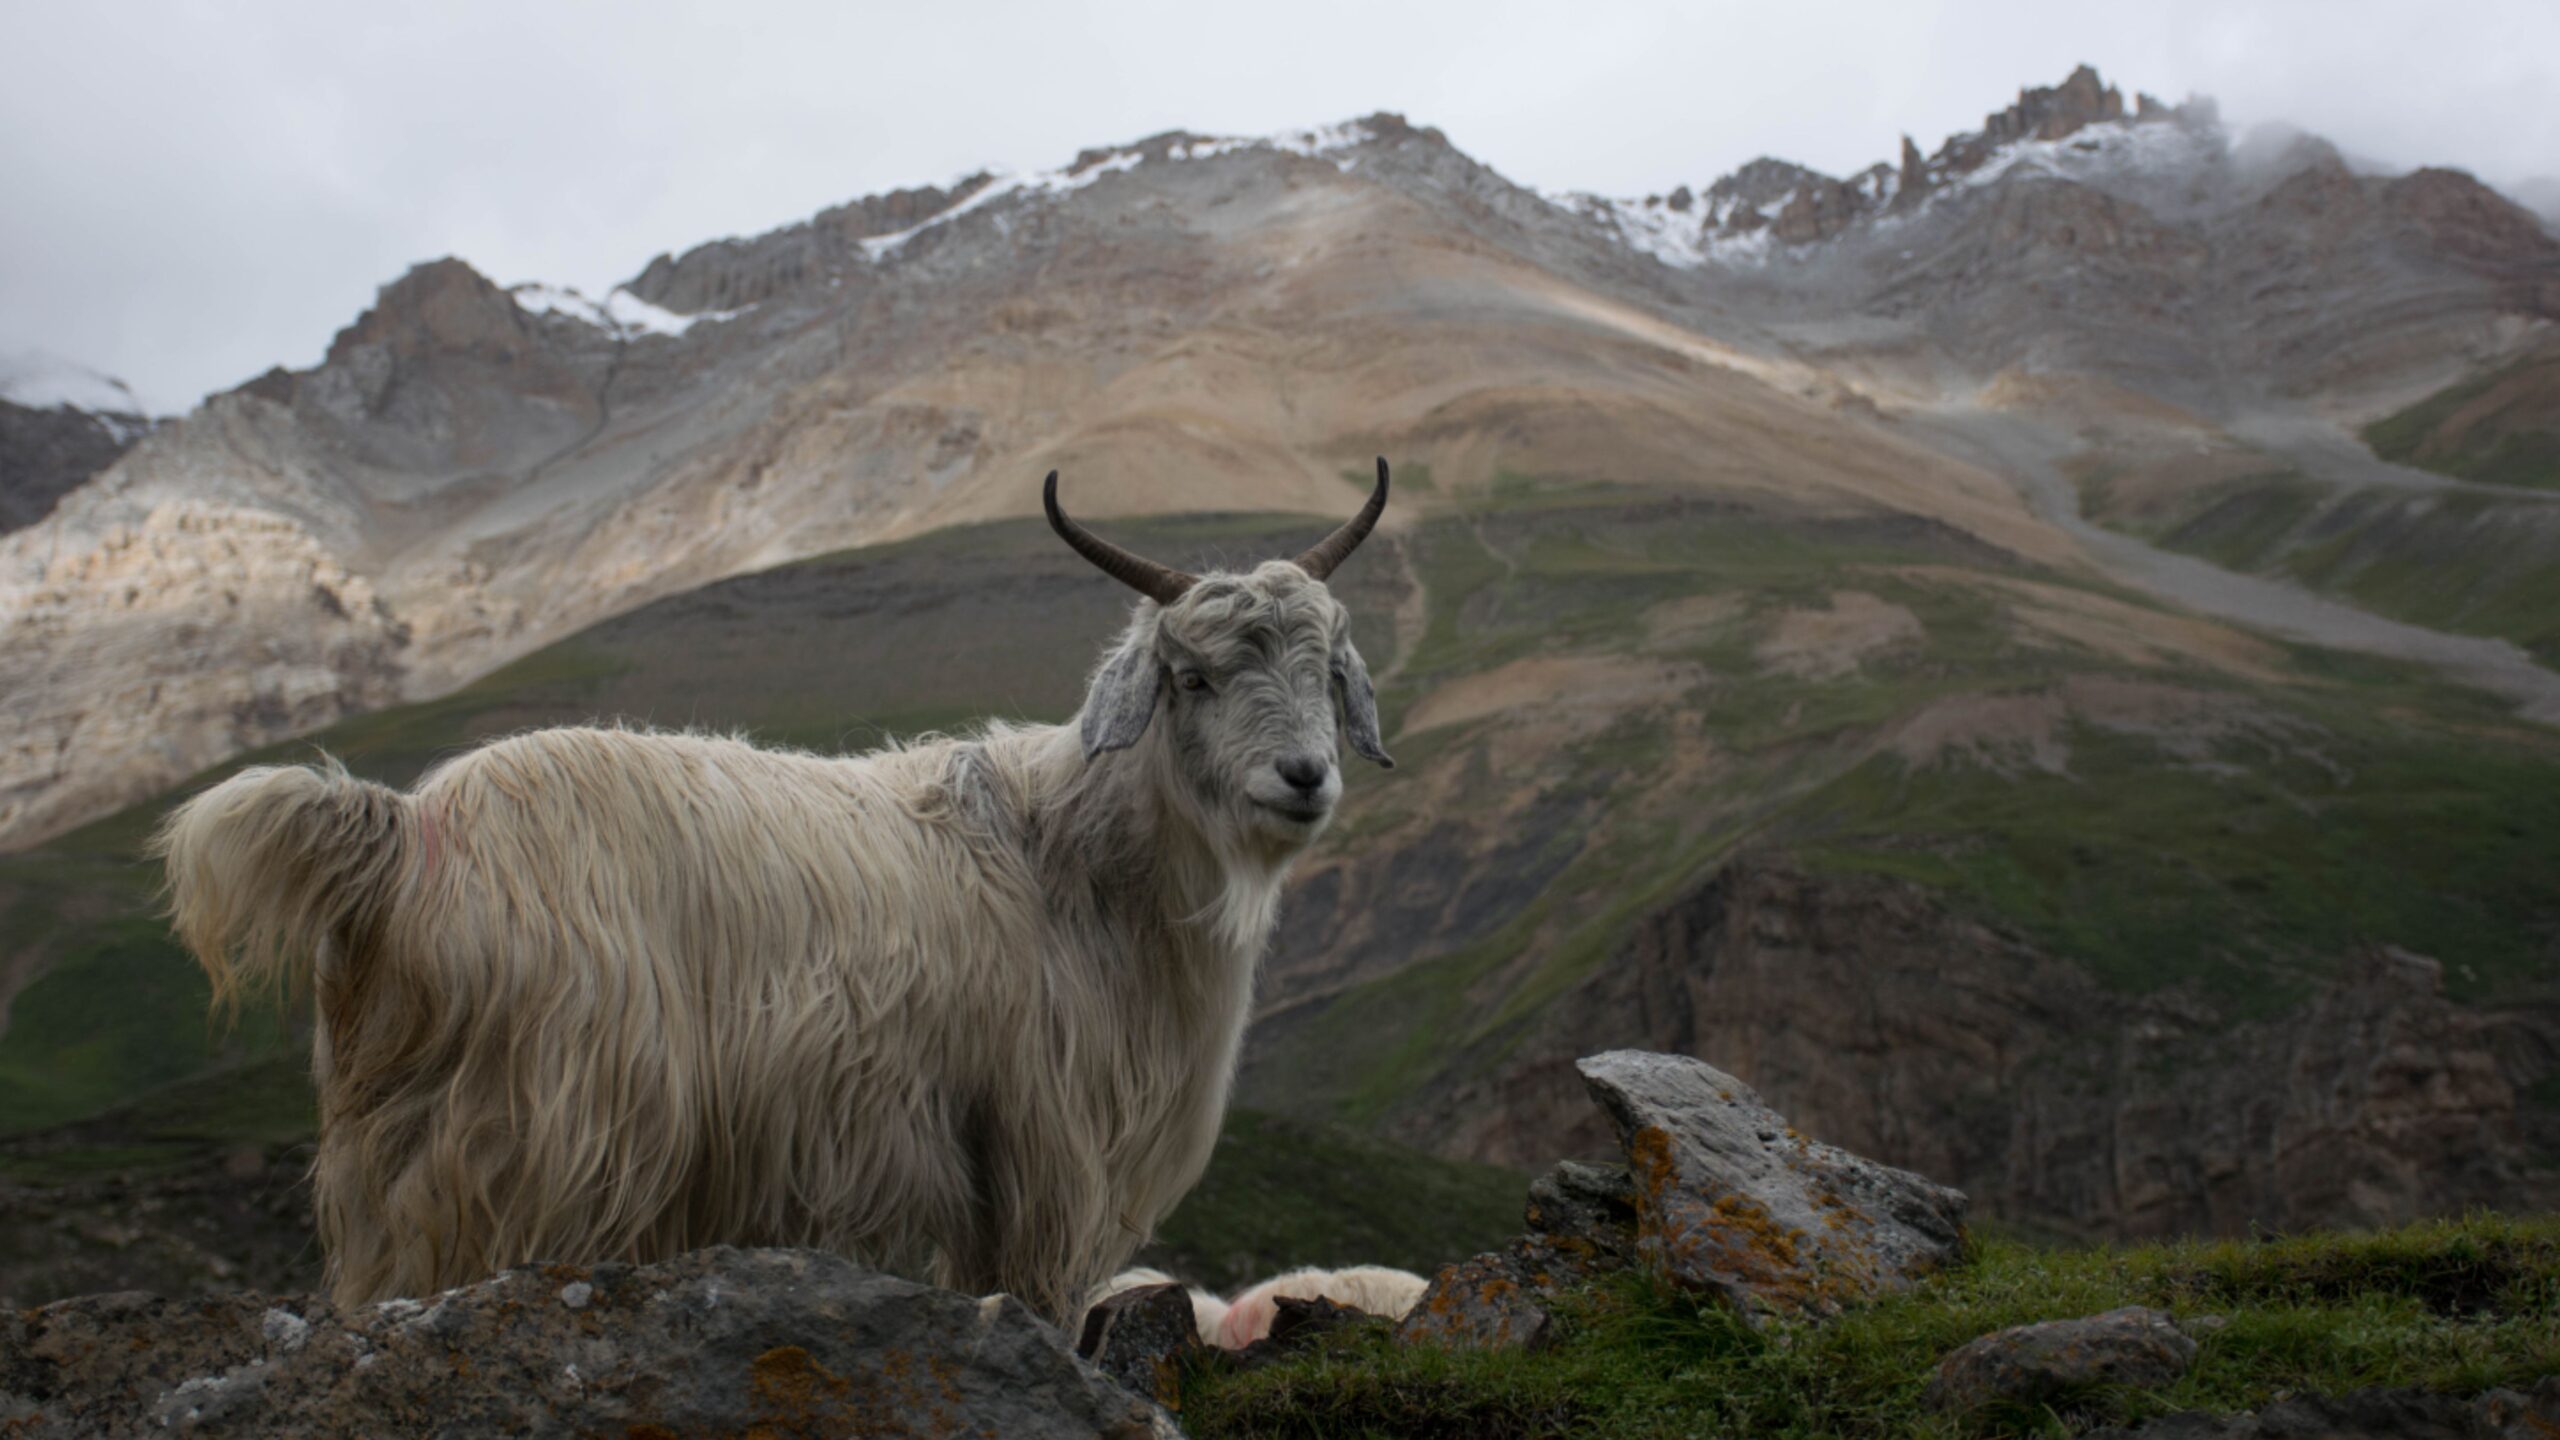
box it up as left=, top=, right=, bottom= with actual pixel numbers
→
left=1941, top=116, right=2222, bottom=198
left=510, top=284, right=743, bottom=338
left=861, top=119, right=1383, bottom=262
left=0, top=350, right=151, bottom=417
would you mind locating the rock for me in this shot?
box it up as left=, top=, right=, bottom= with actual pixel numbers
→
left=0, top=397, right=149, bottom=536
left=1925, top=1306, right=2198, bottom=1412
left=1393, top=1248, right=1559, bottom=1352
left=1575, top=1050, right=1968, bottom=1321
left=1262, top=1294, right=1372, bottom=1351
left=1522, top=1160, right=1638, bottom=1266
left=1397, top=1159, right=1638, bottom=1352
left=1893, top=134, right=1931, bottom=211
left=1076, top=1281, right=1200, bottom=1409
left=2080, top=1377, right=2560, bottom=1438
left=0, top=1246, right=1175, bottom=1439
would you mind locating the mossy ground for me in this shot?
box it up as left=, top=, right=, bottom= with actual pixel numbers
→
left=1179, top=1214, right=2560, bottom=1439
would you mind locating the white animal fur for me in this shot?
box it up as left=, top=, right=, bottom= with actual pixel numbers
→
left=1213, top=1264, right=1432, bottom=1348
left=154, top=557, right=1389, bottom=1325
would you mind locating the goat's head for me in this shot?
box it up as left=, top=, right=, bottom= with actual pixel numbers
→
left=1052, top=460, right=1395, bottom=852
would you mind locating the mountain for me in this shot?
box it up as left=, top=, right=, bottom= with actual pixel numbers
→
left=0, top=352, right=158, bottom=534
left=0, top=67, right=2555, bottom=1252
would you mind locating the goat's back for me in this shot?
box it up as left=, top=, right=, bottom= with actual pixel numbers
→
left=316, top=726, right=1045, bottom=1303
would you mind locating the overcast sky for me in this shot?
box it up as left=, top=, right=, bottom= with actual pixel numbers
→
left=6, top=0, right=2555, bottom=413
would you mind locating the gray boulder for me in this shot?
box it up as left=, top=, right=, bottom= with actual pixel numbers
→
left=1575, top=1050, right=1968, bottom=1321
left=1076, top=1281, right=1200, bottom=1410
left=1925, top=1305, right=2198, bottom=1412
left=0, top=1246, right=1176, bottom=1439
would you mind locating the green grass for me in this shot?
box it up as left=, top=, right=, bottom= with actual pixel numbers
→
left=1788, top=713, right=2560, bottom=1008
left=1143, top=1109, right=1528, bottom=1294
left=2154, top=473, right=2323, bottom=567
left=2121, top=473, right=2560, bottom=666
left=2363, top=353, right=2560, bottom=491
left=1179, top=1214, right=2560, bottom=1439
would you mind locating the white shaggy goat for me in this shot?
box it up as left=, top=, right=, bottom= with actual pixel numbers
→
left=1213, top=1264, right=1432, bottom=1348
left=155, top=464, right=1396, bottom=1325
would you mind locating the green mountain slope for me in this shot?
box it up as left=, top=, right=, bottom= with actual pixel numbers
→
left=1, top=477, right=2555, bottom=1252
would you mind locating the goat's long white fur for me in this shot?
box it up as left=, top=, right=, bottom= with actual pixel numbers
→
left=155, top=559, right=1387, bottom=1325
left=1214, top=1265, right=1431, bottom=1348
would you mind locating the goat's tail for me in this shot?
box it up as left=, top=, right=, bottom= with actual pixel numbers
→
left=152, top=759, right=415, bottom=1019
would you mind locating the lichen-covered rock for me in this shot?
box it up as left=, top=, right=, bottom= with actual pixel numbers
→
left=0, top=1246, right=1176, bottom=1438
left=1392, top=1249, right=1559, bottom=1352
left=1394, top=1159, right=1637, bottom=1351
left=1076, top=1281, right=1199, bottom=1410
left=1576, top=1050, right=1968, bottom=1321
left=1925, top=1306, right=2198, bottom=1412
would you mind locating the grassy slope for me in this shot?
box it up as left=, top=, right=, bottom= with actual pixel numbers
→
left=1247, top=482, right=2560, bottom=1130
left=2073, top=447, right=2560, bottom=668
left=1, top=477, right=2555, bottom=1264
left=1181, top=1215, right=2560, bottom=1439
left=1142, top=1110, right=1527, bottom=1295
left=2362, top=351, right=2560, bottom=491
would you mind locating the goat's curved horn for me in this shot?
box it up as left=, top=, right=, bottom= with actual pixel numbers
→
left=1044, top=471, right=1198, bottom=604
left=1295, top=457, right=1390, bottom=581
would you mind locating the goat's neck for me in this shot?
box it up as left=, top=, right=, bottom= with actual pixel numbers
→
left=1030, top=727, right=1283, bottom=1003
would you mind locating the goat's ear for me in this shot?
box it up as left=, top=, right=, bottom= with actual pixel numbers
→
left=1080, top=636, right=1163, bottom=760
left=1332, top=637, right=1395, bottom=769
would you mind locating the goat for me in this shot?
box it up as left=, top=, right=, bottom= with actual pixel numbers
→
left=1213, top=1264, right=1432, bottom=1348
left=154, top=463, right=1396, bottom=1326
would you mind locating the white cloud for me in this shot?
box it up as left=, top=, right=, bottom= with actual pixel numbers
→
left=3, top=0, right=2553, bottom=411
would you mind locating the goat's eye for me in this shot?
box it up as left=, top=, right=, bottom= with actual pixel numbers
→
left=1177, top=671, right=1209, bottom=693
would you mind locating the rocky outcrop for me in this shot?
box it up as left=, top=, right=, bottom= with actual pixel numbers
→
left=0, top=1247, right=1174, bottom=1439
left=308, top=258, right=613, bottom=474
left=1387, top=862, right=2559, bottom=1245
left=1985, top=63, right=2127, bottom=146
left=1576, top=1051, right=1967, bottom=1321
left=1402, top=1049, right=1966, bottom=1348
left=0, top=400, right=149, bottom=535
left=0, top=500, right=410, bottom=845
left=627, top=174, right=996, bottom=314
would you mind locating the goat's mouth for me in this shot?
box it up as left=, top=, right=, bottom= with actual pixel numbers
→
left=1253, top=799, right=1330, bottom=826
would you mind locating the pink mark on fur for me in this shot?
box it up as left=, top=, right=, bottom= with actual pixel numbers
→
left=416, top=804, right=441, bottom=880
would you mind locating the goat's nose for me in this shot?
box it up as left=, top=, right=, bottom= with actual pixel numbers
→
left=1275, top=755, right=1328, bottom=794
